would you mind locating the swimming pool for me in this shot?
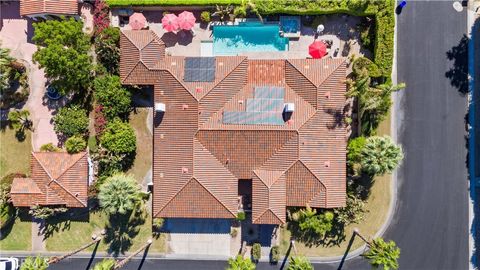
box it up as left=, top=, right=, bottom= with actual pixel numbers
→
left=213, top=22, right=289, bottom=55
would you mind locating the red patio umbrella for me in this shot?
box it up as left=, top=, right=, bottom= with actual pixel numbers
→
left=162, top=13, right=179, bottom=32
left=309, top=41, right=327, bottom=59
left=177, top=11, right=196, bottom=31
left=129, top=12, right=147, bottom=30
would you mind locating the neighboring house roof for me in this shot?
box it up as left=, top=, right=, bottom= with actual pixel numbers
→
left=120, top=30, right=347, bottom=224
left=20, top=0, right=79, bottom=16
left=10, top=152, right=88, bottom=208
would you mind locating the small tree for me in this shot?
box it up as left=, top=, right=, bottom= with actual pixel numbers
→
left=20, top=256, right=49, bottom=270
left=360, top=136, right=404, bottom=176
left=93, top=75, right=131, bottom=120
left=270, top=245, right=280, bottom=264
left=93, top=258, right=115, bottom=270
left=98, top=173, right=142, bottom=215
left=226, top=255, right=256, bottom=270
left=294, top=206, right=334, bottom=237
left=8, top=109, right=32, bottom=133
left=100, top=119, right=136, bottom=155
left=287, top=256, right=313, bottom=270
left=251, top=243, right=261, bottom=262
left=53, top=106, right=89, bottom=137
left=95, top=27, right=120, bottom=74
left=357, top=234, right=400, bottom=270
left=333, top=192, right=366, bottom=225
left=65, top=135, right=87, bottom=154
left=200, top=11, right=211, bottom=23
left=32, top=18, right=93, bottom=94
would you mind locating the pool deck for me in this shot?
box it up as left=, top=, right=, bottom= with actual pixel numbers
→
left=115, top=10, right=367, bottom=61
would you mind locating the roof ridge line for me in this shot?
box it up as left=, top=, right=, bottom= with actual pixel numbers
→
left=197, top=58, right=249, bottom=127
left=296, top=160, right=327, bottom=206
left=32, top=152, right=56, bottom=184
left=155, top=177, right=236, bottom=218
left=54, top=152, right=87, bottom=181
left=198, top=57, right=248, bottom=102
left=317, top=59, right=347, bottom=90
left=257, top=131, right=299, bottom=173
left=49, top=178, right=86, bottom=207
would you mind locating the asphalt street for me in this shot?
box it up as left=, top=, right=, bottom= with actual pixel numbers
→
left=383, top=1, right=469, bottom=270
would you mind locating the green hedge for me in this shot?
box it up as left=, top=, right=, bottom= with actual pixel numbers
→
left=106, top=0, right=394, bottom=77
left=107, top=0, right=242, bottom=6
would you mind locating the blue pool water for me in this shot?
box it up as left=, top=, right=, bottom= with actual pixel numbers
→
left=213, top=22, right=289, bottom=55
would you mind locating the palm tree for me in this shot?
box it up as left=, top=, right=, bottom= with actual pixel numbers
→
left=93, top=258, right=116, bottom=270
left=360, top=136, right=404, bottom=176
left=48, top=235, right=102, bottom=264
left=20, top=256, right=49, bottom=270
left=287, top=256, right=313, bottom=270
left=0, top=45, right=15, bottom=93
left=98, top=173, right=142, bottom=215
left=114, top=239, right=152, bottom=269
left=8, top=109, right=32, bottom=132
left=226, top=255, right=256, bottom=270
left=354, top=229, right=400, bottom=270
left=212, top=5, right=234, bottom=22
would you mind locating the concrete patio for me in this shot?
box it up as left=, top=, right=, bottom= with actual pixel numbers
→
left=114, top=9, right=367, bottom=61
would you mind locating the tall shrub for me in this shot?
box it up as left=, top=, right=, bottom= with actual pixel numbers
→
left=93, top=0, right=111, bottom=35
left=93, top=75, right=131, bottom=120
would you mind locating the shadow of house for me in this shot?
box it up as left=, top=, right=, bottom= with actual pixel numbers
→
left=39, top=207, right=90, bottom=240
left=162, top=218, right=231, bottom=234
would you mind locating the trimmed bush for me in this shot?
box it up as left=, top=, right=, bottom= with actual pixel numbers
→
left=0, top=203, right=15, bottom=230
left=100, top=119, right=136, bottom=155
left=347, top=136, right=366, bottom=165
left=93, top=75, right=131, bottom=120
left=270, top=245, right=280, bottom=264
left=200, top=11, right=211, bottom=23
left=53, top=106, right=89, bottom=137
left=230, top=227, right=238, bottom=238
left=352, top=57, right=382, bottom=78
left=252, top=243, right=261, bottom=262
left=153, top=218, right=165, bottom=231
left=65, top=136, right=87, bottom=154
left=95, top=26, right=120, bottom=74
left=40, top=143, right=60, bottom=152
left=29, top=205, right=68, bottom=219
left=236, top=211, right=246, bottom=221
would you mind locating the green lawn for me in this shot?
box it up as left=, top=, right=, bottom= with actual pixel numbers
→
left=0, top=211, right=32, bottom=251
left=0, top=127, right=32, bottom=178
left=127, top=108, right=152, bottom=184
left=45, top=210, right=166, bottom=254
left=279, top=112, right=392, bottom=257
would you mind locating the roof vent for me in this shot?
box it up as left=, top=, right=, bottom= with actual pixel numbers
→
left=75, top=193, right=79, bottom=197
left=182, top=104, right=189, bottom=110
left=304, top=65, right=310, bottom=69
left=160, top=90, right=164, bottom=95
left=160, top=173, right=164, bottom=178
left=182, top=167, right=189, bottom=173
left=324, top=161, right=331, bottom=168
left=226, top=159, right=229, bottom=165
left=160, top=134, right=165, bottom=139
left=155, top=102, right=166, bottom=112
left=218, top=62, right=224, bottom=66
left=325, top=91, right=331, bottom=99
left=284, top=103, right=295, bottom=113
left=238, top=100, right=243, bottom=104
left=196, top=87, right=202, bottom=93
left=171, top=61, right=177, bottom=66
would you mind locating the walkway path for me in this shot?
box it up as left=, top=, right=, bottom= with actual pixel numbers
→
left=0, top=2, right=59, bottom=150
left=31, top=218, right=46, bottom=252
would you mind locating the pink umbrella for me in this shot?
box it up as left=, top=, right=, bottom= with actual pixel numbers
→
left=129, top=13, right=147, bottom=30
left=162, top=13, right=179, bottom=32
left=177, top=11, right=196, bottom=31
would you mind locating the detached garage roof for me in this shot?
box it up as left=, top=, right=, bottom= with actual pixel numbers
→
left=20, top=0, right=79, bottom=16
left=120, top=30, right=347, bottom=224
left=10, top=152, right=88, bottom=208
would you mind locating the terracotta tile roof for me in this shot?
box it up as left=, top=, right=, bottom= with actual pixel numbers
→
left=10, top=152, right=88, bottom=208
left=120, top=30, right=347, bottom=224
left=20, top=0, right=79, bottom=16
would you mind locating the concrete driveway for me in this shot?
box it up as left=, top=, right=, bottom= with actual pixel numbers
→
left=163, top=218, right=232, bottom=257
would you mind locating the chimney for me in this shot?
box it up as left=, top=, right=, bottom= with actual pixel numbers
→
left=155, top=102, right=166, bottom=112
left=284, top=103, right=295, bottom=113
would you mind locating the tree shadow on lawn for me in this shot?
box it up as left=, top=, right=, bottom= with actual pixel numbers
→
left=40, top=208, right=90, bottom=240
left=103, top=209, right=146, bottom=257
